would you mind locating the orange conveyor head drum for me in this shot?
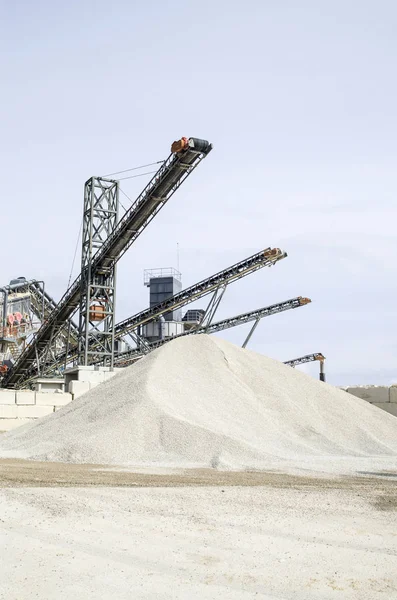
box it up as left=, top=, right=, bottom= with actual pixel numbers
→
left=315, top=353, right=325, bottom=361
left=171, top=137, right=189, bottom=154
left=263, top=248, right=281, bottom=258
left=298, top=297, right=311, bottom=305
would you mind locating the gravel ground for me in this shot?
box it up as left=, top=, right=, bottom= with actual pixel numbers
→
left=1, top=468, right=397, bottom=599
left=2, top=336, right=397, bottom=598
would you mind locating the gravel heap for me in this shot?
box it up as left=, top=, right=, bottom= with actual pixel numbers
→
left=1, top=335, right=397, bottom=473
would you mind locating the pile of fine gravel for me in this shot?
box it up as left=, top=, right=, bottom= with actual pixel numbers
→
left=1, top=335, right=397, bottom=474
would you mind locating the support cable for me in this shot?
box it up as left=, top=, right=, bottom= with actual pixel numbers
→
left=67, top=219, right=83, bottom=289
left=119, top=187, right=134, bottom=210
left=117, top=170, right=159, bottom=181
left=102, top=161, right=164, bottom=178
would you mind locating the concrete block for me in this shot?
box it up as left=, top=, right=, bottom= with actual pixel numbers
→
left=70, top=370, right=105, bottom=384
left=64, top=366, right=122, bottom=392
left=0, top=390, right=16, bottom=404
left=33, top=378, right=65, bottom=393
left=89, top=381, right=100, bottom=390
left=0, top=418, right=34, bottom=432
left=84, top=371, right=105, bottom=383
left=346, top=386, right=389, bottom=403
left=69, top=380, right=90, bottom=399
left=372, top=403, right=397, bottom=417
left=16, top=391, right=36, bottom=405
left=389, top=386, right=397, bottom=404
left=16, top=405, right=54, bottom=418
left=35, top=392, right=73, bottom=407
left=0, top=405, right=17, bottom=418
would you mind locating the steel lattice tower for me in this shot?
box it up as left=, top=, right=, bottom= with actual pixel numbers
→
left=78, top=177, right=119, bottom=367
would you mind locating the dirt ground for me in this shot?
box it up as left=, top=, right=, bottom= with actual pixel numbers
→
left=1, top=457, right=397, bottom=511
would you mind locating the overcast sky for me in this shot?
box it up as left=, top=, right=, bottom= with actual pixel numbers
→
left=1, top=1, right=396, bottom=385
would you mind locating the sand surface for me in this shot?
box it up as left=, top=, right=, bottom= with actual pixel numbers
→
left=1, top=471, right=397, bottom=599
left=1, top=336, right=397, bottom=476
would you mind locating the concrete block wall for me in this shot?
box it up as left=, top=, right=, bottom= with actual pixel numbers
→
left=65, top=367, right=121, bottom=399
left=345, top=385, right=397, bottom=417
left=0, top=390, right=73, bottom=432
left=381, top=386, right=396, bottom=403
left=0, top=367, right=121, bottom=432
left=69, top=380, right=91, bottom=398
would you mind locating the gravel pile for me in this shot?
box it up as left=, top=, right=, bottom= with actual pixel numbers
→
left=1, top=335, right=397, bottom=473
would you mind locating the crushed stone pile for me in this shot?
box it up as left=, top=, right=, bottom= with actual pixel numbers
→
left=1, top=335, right=397, bottom=474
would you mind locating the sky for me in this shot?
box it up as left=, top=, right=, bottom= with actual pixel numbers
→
left=1, top=0, right=396, bottom=385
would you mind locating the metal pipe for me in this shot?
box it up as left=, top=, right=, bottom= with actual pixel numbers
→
left=319, top=360, right=326, bottom=382
left=64, top=320, right=72, bottom=374
left=159, top=314, right=165, bottom=340
left=35, top=344, right=41, bottom=377
left=0, top=288, right=7, bottom=355
left=0, top=289, right=6, bottom=323
left=38, top=280, right=45, bottom=322
left=204, top=284, right=227, bottom=332
left=28, top=280, right=46, bottom=322
left=242, top=317, right=261, bottom=349
left=0, top=287, right=8, bottom=332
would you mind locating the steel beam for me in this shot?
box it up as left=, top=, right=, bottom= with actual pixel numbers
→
left=241, top=317, right=261, bottom=348
left=78, top=177, right=119, bottom=367
left=114, top=296, right=309, bottom=367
